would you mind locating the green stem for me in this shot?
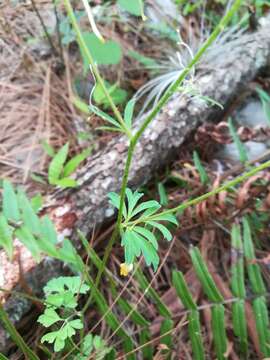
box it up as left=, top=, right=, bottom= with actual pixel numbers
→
left=161, top=159, right=270, bottom=216
left=92, top=0, right=243, bottom=286
left=0, top=302, right=39, bottom=360
left=63, top=0, right=132, bottom=139
left=133, top=0, right=242, bottom=145
left=90, top=140, right=136, bottom=296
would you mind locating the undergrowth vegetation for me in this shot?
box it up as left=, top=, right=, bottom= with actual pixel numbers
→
left=1, top=0, right=270, bottom=359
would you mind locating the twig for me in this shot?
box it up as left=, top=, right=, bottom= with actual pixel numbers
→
left=30, top=0, right=59, bottom=57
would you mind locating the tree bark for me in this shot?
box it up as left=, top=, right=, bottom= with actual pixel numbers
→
left=1, top=17, right=270, bottom=351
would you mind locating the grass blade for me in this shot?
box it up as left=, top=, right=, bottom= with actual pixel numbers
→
left=139, top=328, right=153, bottom=359
left=189, top=310, right=205, bottom=360
left=172, top=271, right=204, bottom=359
left=134, top=267, right=171, bottom=318
left=193, top=150, right=209, bottom=185
left=228, top=118, right=248, bottom=164
left=230, top=224, right=247, bottom=355
left=242, top=217, right=266, bottom=294
left=253, top=296, right=270, bottom=357
left=232, top=300, right=248, bottom=355
left=211, top=304, right=227, bottom=360
left=0, top=302, right=39, bottom=360
left=190, top=247, right=223, bottom=303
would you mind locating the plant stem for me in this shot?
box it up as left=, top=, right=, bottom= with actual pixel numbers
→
left=92, top=0, right=243, bottom=288
left=161, top=159, right=270, bottom=217
left=63, top=0, right=132, bottom=138
left=133, top=0, right=242, bottom=146
left=90, top=140, right=136, bottom=298
left=30, top=0, right=59, bottom=58
left=0, top=302, right=39, bottom=360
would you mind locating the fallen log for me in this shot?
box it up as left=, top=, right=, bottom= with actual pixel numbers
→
left=1, top=17, right=270, bottom=351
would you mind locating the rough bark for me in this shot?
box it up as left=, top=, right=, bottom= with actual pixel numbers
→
left=1, top=18, right=270, bottom=351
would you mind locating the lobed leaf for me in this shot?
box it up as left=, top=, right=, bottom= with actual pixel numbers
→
left=38, top=308, right=62, bottom=327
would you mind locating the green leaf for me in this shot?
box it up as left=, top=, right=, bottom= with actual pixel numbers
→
left=253, top=296, right=270, bottom=357
left=73, top=96, right=90, bottom=114
left=54, top=337, right=65, bottom=352
left=148, top=221, right=172, bottom=241
left=53, top=177, right=78, bottom=188
left=135, top=267, right=171, bottom=317
left=172, top=270, right=197, bottom=310
left=125, top=188, right=144, bottom=218
left=41, top=331, right=58, bottom=344
left=122, top=230, right=141, bottom=264
left=149, top=213, right=178, bottom=225
left=41, top=140, right=55, bottom=157
left=15, top=226, right=40, bottom=262
left=57, top=239, right=79, bottom=265
left=108, top=192, right=127, bottom=219
left=0, top=214, right=13, bottom=260
left=93, top=81, right=127, bottom=108
left=139, top=329, right=153, bottom=360
left=128, top=50, right=158, bottom=68
left=232, top=300, right=248, bottom=355
left=40, top=215, right=57, bottom=245
left=38, top=308, right=61, bottom=327
left=189, top=310, right=205, bottom=360
left=228, top=118, right=248, bottom=164
left=190, top=247, right=223, bottom=303
left=48, top=143, right=69, bottom=184
left=193, top=150, right=209, bottom=185
left=158, top=182, right=168, bottom=206
left=211, top=304, right=227, bottom=360
left=160, top=318, right=173, bottom=349
left=68, top=319, right=83, bottom=330
left=63, top=147, right=92, bottom=177
left=81, top=32, right=122, bottom=70
left=90, top=106, right=121, bottom=129
left=30, top=173, right=47, bottom=185
left=17, top=189, right=41, bottom=235
left=231, top=224, right=245, bottom=298
left=133, top=226, right=158, bottom=249
left=2, top=180, right=20, bottom=222
left=243, top=217, right=266, bottom=294
left=31, top=193, right=43, bottom=212
left=130, top=200, right=161, bottom=218
left=117, top=0, right=142, bottom=16
left=39, top=216, right=58, bottom=257
left=124, top=99, right=135, bottom=129
left=44, top=276, right=89, bottom=296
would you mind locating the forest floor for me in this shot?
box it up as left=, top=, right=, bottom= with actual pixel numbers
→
left=1, top=1, right=270, bottom=359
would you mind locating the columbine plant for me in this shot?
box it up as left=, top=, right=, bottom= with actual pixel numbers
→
left=108, top=188, right=177, bottom=270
